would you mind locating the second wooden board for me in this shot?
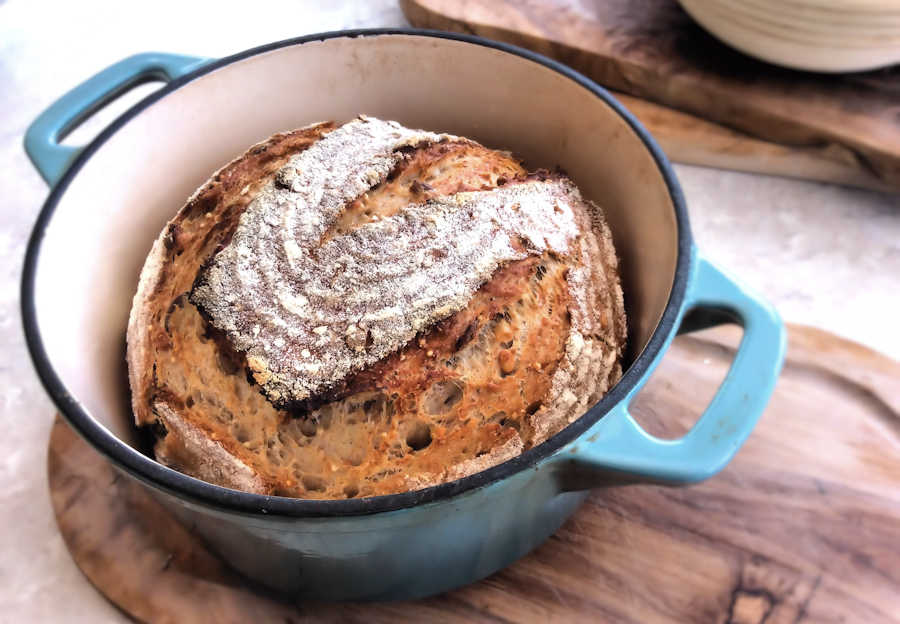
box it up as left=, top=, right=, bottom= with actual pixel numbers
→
left=402, top=0, right=900, bottom=193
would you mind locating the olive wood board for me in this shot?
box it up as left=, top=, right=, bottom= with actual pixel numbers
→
left=48, top=324, right=900, bottom=623
left=401, top=0, right=900, bottom=194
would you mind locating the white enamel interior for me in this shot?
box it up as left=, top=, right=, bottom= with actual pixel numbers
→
left=32, top=34, right=678, bottom=445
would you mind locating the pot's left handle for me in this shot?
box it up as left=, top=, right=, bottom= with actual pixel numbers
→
left=24, top=52, right=209, bottom=187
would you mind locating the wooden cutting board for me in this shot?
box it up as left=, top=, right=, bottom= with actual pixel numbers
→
left=48, top=325, right=900, bottom=623
left=401, top=0, right=900, bottom=194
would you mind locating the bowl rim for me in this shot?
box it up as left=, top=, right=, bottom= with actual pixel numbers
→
left=21, top=28, right=692, bottom=518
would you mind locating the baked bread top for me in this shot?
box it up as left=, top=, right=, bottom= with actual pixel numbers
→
left=127, top=116, right=626, bottom=499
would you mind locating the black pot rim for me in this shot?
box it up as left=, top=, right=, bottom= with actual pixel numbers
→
left=21, top=28, right=692, bottom=518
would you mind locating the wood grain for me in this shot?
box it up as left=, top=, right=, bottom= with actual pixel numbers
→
left=48, top=325, right=900, bottom=623
left=401, top=0, right=900, bottom=193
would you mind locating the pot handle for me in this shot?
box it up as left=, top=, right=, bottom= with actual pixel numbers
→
left=558, top=253, right=785, bottom=486
left=24, top=52, right=209, bottom=187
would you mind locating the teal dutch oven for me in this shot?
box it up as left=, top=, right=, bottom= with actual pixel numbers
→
left=22, top=30, right=785, bottom=601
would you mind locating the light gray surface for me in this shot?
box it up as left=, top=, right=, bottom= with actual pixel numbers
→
left=0, top=0, right=897, bottom=621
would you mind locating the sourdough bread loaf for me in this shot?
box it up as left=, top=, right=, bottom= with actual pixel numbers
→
left=126, top=116, right=626, bottom=499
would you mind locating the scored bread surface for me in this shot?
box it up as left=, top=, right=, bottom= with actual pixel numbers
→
left=127, top=116, right=626, bottom=499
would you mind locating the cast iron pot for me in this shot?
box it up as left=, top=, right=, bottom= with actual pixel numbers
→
left=22, top=30, right=785, bottom=601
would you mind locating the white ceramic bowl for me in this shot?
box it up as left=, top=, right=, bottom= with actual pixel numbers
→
left=679, top=0, right=900, bottom=72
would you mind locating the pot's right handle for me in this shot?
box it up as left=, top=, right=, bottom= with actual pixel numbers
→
left=24, top=52, right=209, bottom=187
left=559, top=253, right=785, bottom=486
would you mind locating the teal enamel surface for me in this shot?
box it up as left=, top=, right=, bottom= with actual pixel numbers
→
left=22, top=36, right=787, bottom=600
left=23, top=52, right=208, bottom=187
left=561, top=250, right=786, bottom=483
left=149, top=461, right=587, bottom=600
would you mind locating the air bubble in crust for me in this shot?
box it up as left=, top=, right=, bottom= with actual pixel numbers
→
left=406, top=422, right=432, bottom=451
left=423, top=380, right=464, bottom=414
left=299, top=418, right=317, bottom=437
left=234, top=426, right=251, bottom=443
left=302, top=474, right=326, bottom=492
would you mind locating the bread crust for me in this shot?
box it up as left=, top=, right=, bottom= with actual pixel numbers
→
left=126, top=118, right=626, bottom=499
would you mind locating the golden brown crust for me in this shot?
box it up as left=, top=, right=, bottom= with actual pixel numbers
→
left=189, top=118, right=585, bottom=408
left=326, top=141, right=523, bottom=240
left=127, top=119, right=626, bottom=499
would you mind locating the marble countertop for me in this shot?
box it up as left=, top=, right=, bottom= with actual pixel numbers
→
left=1, top=1, right=897, bottom=621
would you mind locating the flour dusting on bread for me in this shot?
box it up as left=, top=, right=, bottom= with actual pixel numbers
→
left=192, top=117, right=585, bottom=406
